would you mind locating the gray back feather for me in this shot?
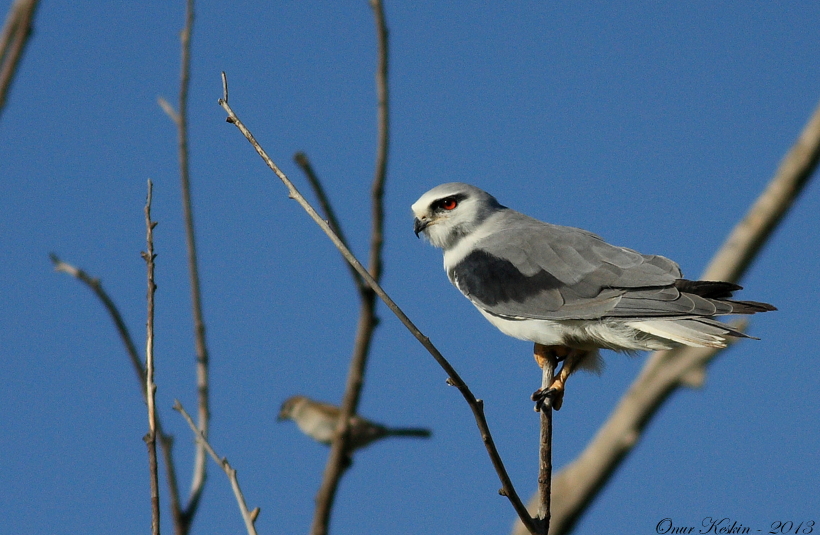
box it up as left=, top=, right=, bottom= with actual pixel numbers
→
left=449, top=209, right=745, bottom=321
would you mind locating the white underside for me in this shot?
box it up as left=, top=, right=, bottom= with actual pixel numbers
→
left=477, top=306, right=730, bottom=352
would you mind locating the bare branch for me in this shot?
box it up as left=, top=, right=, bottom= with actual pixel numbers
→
left=161, top=0, right=211, bottom=526
left=157, top=96, right=180, bottom=124
left=513, top=95, right=820, bottom=535
left=535, top=352, right=558, bottom=535
left=50, top=254, right=184, bottom=527
left=311, top=2, right=392, bottom=533
left=293, top=151, right=366, bottom=293
left=367, top=0, right=389, bottom=287
left=174, top=401, right=259, bottom=535
left=702, top=102, right=820, bottom=283
left=143, top=180, right=161, bottom=535
left=536, top=408, right=552, bottom=535
left=217, top=73, right=540, bottom=534
left=0, top=0, right=39, bottom=120
left=51, top=254, right=144, bottom=385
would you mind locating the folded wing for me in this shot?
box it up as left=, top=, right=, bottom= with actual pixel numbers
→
left=448, top=211, right=774, bottom=323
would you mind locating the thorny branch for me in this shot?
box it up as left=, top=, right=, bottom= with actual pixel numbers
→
left=143, top=180, right=161, bottom=535
left=513, top=96, right=820, bottom=535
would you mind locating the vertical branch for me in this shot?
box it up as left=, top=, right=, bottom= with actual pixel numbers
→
left=161, top=0, right=210, bottom=527
left=537, top=410, right=552, bottom=534
left=310, top=3, right=390, bottom=535
left=536, top=357, right=556, bottom=535
left=158, top=2, right=208, bottom=532
left=143, top=180, right=161, bottom=535
left=177, top=0, right=210, bottom=520
left=368, top=0, right=389, bottom=286
left=0, top=0, right=39, bottom=119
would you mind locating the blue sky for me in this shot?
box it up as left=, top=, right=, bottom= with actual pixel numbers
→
left=2, top=2, right=819, bottom=534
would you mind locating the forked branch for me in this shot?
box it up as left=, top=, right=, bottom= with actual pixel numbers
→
left=174, top=401, right=259, bottom=535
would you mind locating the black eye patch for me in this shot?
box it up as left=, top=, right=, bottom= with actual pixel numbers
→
left=432, top=193, right=467, bottom=212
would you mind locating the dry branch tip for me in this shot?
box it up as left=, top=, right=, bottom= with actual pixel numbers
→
left=175, top=399, right=258, bottom=535
left=220, top=71, right=228, bottom=103
left=158, top=96, right=180, bottom=123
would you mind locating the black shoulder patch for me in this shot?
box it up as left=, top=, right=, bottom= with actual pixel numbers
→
left=449, top=249, right=563, bottom=306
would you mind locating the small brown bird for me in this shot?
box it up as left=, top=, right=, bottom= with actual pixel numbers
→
left=278, top=395, right=432, bottom=451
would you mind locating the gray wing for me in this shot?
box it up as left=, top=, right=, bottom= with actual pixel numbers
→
left=448, top=210, right=730, bottom=321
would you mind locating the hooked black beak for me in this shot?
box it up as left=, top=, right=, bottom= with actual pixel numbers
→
left=413, top=217, right=429, bottom=238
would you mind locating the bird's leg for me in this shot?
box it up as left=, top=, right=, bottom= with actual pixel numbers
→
left=533, top=344, right=571, bottom=366
left=532, top=344, right=561, bottom=411
left=532, top=344, right=587, bottom=411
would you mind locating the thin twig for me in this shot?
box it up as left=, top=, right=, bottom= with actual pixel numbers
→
left=367, top=0, right=389, bottom=289
left=173, top=0, right=210, bottom=525
left=174, top=401, right=259, bottom=535
left=157, top=2, right=208, bottom=532
left=293, top=151, right=366, bottom=293
left=50, top=254, right=184, bottom=530
left=143, top=180, right=161, bottom=535
left=0, top=0, right=39, bottom=120
left=51, top=254, right=144, bottom=386
left=158, top=96, right=179, bottom=124
left=513, top=95, right=820, bottom=535
left=311, top=2, right=391, bottom=533
left=217, top=73, right=540, bottom=535
left=159, top=2, right=209, bottom=529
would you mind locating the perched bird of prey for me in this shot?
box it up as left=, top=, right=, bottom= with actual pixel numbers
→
left=412, top=183, right=775, bottom=410
left=278, top=395, right=432, bottom=451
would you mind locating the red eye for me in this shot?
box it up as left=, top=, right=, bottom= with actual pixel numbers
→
left=441, top=198, right=458, bottom=210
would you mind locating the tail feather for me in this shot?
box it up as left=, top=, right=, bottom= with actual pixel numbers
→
left=674, top=279, right=777, bottom=315
left=629, top=318, right=732, bottom=348
left=723, top=299, right=777, bottom=314
left=385, top=427, right=432, bottom=439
